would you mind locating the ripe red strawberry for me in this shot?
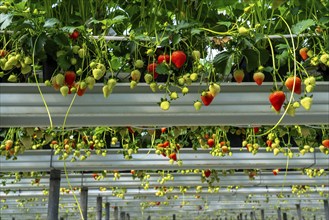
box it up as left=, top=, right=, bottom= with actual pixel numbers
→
left=204, top=169, right=211, bottom=178
left=64, top=71, right=76, bottom=86
left=147, top=63, right=158, bottom=79
left=285, top=76, right=302, bottom=94
left=77, top=86, right=87, bottom=96
left=272, top=169, right=280, bottom=175
left=253, top=127, right=259, bottom=134
left=253, top=72, right=265, bottom=85
left=201, top=91, right=214, bottom=106
left=269, top=91, right=286, bottom=112
left=169, top=153, right=177, bottom=161
left=207, top=138, right=215, bottom=147
left=171, top=51, right=186, bottom=68
left=157, top=54, right=170, bottom=64
left=299, top=47, right=308, bottom=61
left=322, top=139, right=329, bottom=148
left=233, top=69, right=244, bottom=83
left=163, top=141, right=169, bottom=148
left=69, top=30, right=79, bottom=40
left=161, top=127, right=167, bottom=133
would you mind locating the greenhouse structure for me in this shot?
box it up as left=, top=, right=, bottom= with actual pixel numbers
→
left=0, top=0, right=328, bottom=220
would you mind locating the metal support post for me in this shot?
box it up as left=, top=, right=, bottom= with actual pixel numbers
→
left=147, top=216, right=151, bottom=220
left=126, top=213, right=130, bottom=220
left=250, top=212, right=254, bottom=220
left=47, top=169, right=61, bottom=220
left=245, top=214, right=248, bottom=220
left=296, top=204, right=302, bottom=220
left=261, top=209, right=265, bottom=220
left=283, top=213, right=287, bottom=220
left=173, top=214, right=176, bottom=220
left=80, top=187, right=88, bottom=220
left=277, top=207, right=282, bottom=220
left=105, top=202, right=110, bottom=220
left=96, top=196, right=102, bottom=220
left=120, top=211, right=126, bottom=220
left=324, top=200, right=329, bottom=220
left=114, top=206, right=119, bottom=220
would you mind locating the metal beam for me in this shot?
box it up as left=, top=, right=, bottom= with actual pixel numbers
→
left=114, top=206, right=118, bottom=220
left=277, top=207, right=282, bottom=220
left=1, top=148, right=328, bottom=172
left=1, top=82, right=328, bottom=127
left=296, top=204, right=302, bottom=220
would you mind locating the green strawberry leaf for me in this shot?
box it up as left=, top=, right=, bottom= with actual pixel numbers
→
left=44, top=18, right=61, bottom=28
left=0, top=13, right=13, bottom=30
left=242, top=49, right=259, bottom=72
left=156, top=63, right=170, bottom=75
left=57, top=55, right=71, bottom=70
left=213, top=51, right=234, bottom=76
left=292, top=19, right=315, bottom=34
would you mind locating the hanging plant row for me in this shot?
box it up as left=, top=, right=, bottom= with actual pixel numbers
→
left=0, top=0, right=328, bottom=113
left=1, top=125, right=329, bottom=161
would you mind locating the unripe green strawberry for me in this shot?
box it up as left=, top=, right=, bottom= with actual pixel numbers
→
left=273, top=148, right=280, bottom=156
left=310, top=57, right=319, bottom=66
left=130, top=80, right=138, bottom=89
left=60, top=85, right=69, bottom=96
left=72, top=45, right=80, bottom=54
left=107, top=78, right=117, bottom=89
left=76, top=68, right=83, bottom=75
left=320, top=53, right=329, bottom=64
left=92, top=68, right=104, bottom=80
left=131, top=69, right=141, bottom=81
left=85, top=76, right=96, bottom=90
left=24, top=56, right=32, bottom=65
left=70, top=57, right=77, bottom=65
left=178, top=77, right=185, bottom=85
left=134, top=59, right=144, bottom=68
left=89, top=61, right=97, bottom=69
left=70, top=87, right=77, bottom=93
left=146, top=49, right=154, bottom=56
left=55, top=74, right=65, bottom=86
left=305, top=85, right=314, bottom=93
left=56, top=50, right=66, bottom=58
left=97, top=63, right=106, bottom=73
left=182, top=86, right=189, bottom=95
left=300, top=96, right=313, bottom=110
left=160, top=100, right=170, bottom=111
left=292, top=101, right=300, bottom=108
left=304, top=76, right=316, bottom=86
left=102, top=85, right=111, bottom=98
left=190, top=73, right=198, bottom=81
left=192, top=50, right=201, bottom=61
left=21, top=65, right=31, bottom=74
left=208, top=83, right=220, bottom=97
left=150, top=82, right=157, bottom=92
left=80, top=81, right=87, bottom=89
left=144, top=73, right=153, bottom=84
left=3, top=62, right=13, bottom=71
left=170, top=92, right=178, bottom=100
left=194, top=101, right=202, bottom=111
left=285, top=104, right=295, bottom=117
left=238, top=27, right=249, bottom=36
left=7, top=74, right=17, bottom=82
left=78, top=48, right=86, bottom=58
